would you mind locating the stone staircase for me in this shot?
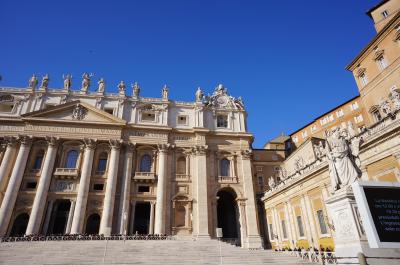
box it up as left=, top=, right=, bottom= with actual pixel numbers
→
left=0, top=238, right=313, bottom=265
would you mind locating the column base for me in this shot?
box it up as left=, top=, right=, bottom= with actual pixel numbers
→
left=196, top=234, right=210, bottom=240
left=243, top=235, right=263, bottom=249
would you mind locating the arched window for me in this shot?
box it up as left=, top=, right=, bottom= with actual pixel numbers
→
left=369, top=105, right=382, bottom=122
left=65, top=150, right=78, bottom=168
left=33, top=150, right=45, bottom=170
left=220, top=158, right=230, bottom=177
left=140, top=154, right=152, bottom=172
left=97, top=152, right=108, bottom=172
left=176, top=157, right=186, bottom=175
left=85, top=213, right=101, bottom=235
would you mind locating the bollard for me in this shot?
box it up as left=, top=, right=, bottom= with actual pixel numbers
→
left=358, top=252, right=367, bottom=265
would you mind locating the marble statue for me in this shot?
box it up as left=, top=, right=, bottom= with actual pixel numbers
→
left=132, top=82, right=140, bottom=98
left=294, top=156, right=305, bottom=171
left=390, top=89, right=400, bottom=110
left=118, top=81, right=126, bottom=95
left=268, top=176, right=276, bottom=190
left=28, top=74, right=38, bottom=89
left=97, top=78, right=105, bottom=93
left=346, top=121, right=357, bottom=139
left=40, top=74, right=49, bottom=89
left=63, top=74, right=72, bottom=90
left=162, top=84, right=169, bottom=100
left=81, top=72, right=93, bottom=92
left=195, top=87, right=204, bottom=102
left=379, top=98, right=391, bottom=116
left=313, top=141, right=325, bottom=159
left=325, top=127, right=361, bottom=193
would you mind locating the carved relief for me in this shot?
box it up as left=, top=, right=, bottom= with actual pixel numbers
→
left=72, top=104, right=87, bottom=120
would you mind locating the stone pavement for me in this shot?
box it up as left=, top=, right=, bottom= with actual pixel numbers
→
left=0, top=238, right=313, bottom=265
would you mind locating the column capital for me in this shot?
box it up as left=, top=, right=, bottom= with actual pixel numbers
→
left=125, top=142, right=136, bottom=152
left=3, top=136, right=18, bottom=148
left=18, top=135, right=33, bottom=146
left=150, top=200, right=156, bottom=205
left=83, top=138, right=97, bottom=149
left=109, top=139, right=122, bottom=150
left=157, top=143, right=171, bottom=153
left=192, top=145, right=208, bottom=155
left=45, top=136, right=60, bottom=147
left=240, top=149, right=252, bottom=160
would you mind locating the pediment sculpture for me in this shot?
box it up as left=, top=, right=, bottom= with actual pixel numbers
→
left=72, top=104, right=87, bottom=120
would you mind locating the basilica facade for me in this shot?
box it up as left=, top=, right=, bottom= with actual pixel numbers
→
left=0, top=80, right=262, bottom=249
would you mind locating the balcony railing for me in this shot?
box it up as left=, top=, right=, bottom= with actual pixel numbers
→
left=175, top=174, right=190, bottom=182
left=133, top=172, right=156, bottom=182
left=54, top=168, right=79, bottom=179
left=217, top=176, right=238, bottom=183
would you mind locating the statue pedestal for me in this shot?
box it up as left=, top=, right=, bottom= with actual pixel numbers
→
left=325, top=188, right=400, bottom=265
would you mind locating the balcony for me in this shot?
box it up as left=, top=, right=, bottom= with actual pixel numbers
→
left=217, top=176, right=238, bottom=184
left=54, top=168, right=79, bottom=179
left=175, top=174, right=190, bottom=182
left=133, top=172, right=156, bottom=182
left=24, top=169, right=41, bottom=178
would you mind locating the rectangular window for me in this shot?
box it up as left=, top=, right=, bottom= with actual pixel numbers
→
left=93, top=183, right=104, bottom=191
left=328, top=114, right=334, bottom=122
left=269, top=223, right=274, bottom=240
left=359, top=73, right=368, bottom=87
left=377, top=56, right=387, bottom=71
left=336, top=109, right=344, bottom=118
left=0, top=104, right=14, bottom=112
left=104, top=108, right=114, bottom=115
left=281, top=220, right=287, bottom=239
left=26, top=182, right=37, bottom=189
left=382, top=10, right=389, bottom=18
left=354, top=114, right=363, bottom=123
left=258, top=176, right=264, bottom=187
left=97, top=158, right=107, bottom=172
left=301, top=131, right=308, bottom=139
left=296, top=216, right=305, bottom=237
left=311, top=125, right=317, bottom=133
left=142, top=112, right=156, bottom=121
left=317, top=210, right=328, bottom=234
left=292, top=136, right=298, bottom=143
left=138, top=185, right=150, bottom=193
left=350, top=102, right=359, bottom=111
left=217, top=115, right=228, bottom=128
left=177, top=115, right=188, bottom=125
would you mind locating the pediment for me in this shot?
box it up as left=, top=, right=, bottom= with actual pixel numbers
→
left=21, top=101, right=126, bottom=126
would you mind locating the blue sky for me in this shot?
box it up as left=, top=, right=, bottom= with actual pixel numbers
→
left=0, top=0, right=379, bottom=147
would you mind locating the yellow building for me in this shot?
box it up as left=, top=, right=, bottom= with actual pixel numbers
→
left=260, top=0, right=400, bottom=251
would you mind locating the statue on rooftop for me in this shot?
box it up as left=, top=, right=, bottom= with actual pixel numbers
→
left=28, top=74, right=38, bottom=89
left=97, top=78, right=105, bottom=93
left=195, top=87, right=204, bottom=102
left=132, top=82, right=140, bottom=98
left=81, top=72, right=94, bottom=93
left=63, top=74, right=72, bottom=90
left=379, top=98, right=391, bottom=116
left=390, top=89, right=400, bottom=110
left=162, top=84, right=169, bottom=100
left=118, top=80, right=126, bottom=95
left=40, top=74, right=49, bottom=90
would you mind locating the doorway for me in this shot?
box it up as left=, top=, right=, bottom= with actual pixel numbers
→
left=217, top=189, right=240, bottom=242
left=48, top=200, right=71, bottom=235
left=133, top=202, right=150, bottom=234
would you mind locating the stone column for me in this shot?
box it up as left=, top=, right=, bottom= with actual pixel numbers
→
left=70, top=139, right=96, bottom=234
left=99, top=139, right=121, bottom=236
left=65, top=200, right=76, bottom=234
left=303, top=194, right=319, bottom=248
left=154, top=144, right=169, bottom=234
left=193, top=145, right=210, bottom=238
left=149, top=201, right=155, bottom=234
left=0, top=137, right=17, bottom=204
left=117, top=143, right=135, bottom=235
left=26, top=137, right=59, bottom=235
left=0, top=135, right=32, bottom=237
left=42, top=199, right=54, bottom=235
left=237, top=199, right=248, bottom=245
left=239, top=150, right=262, bottom=248
left=185, top=153, right=190, bottom=176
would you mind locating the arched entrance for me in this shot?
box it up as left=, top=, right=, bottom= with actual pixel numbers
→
left=217, top=188, right=240, bottom=244
left=85, top=213, right=100, bottom=234
left=48, top=200, right=71, bottom=235
left=10, top=213, right=29, bottom=236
